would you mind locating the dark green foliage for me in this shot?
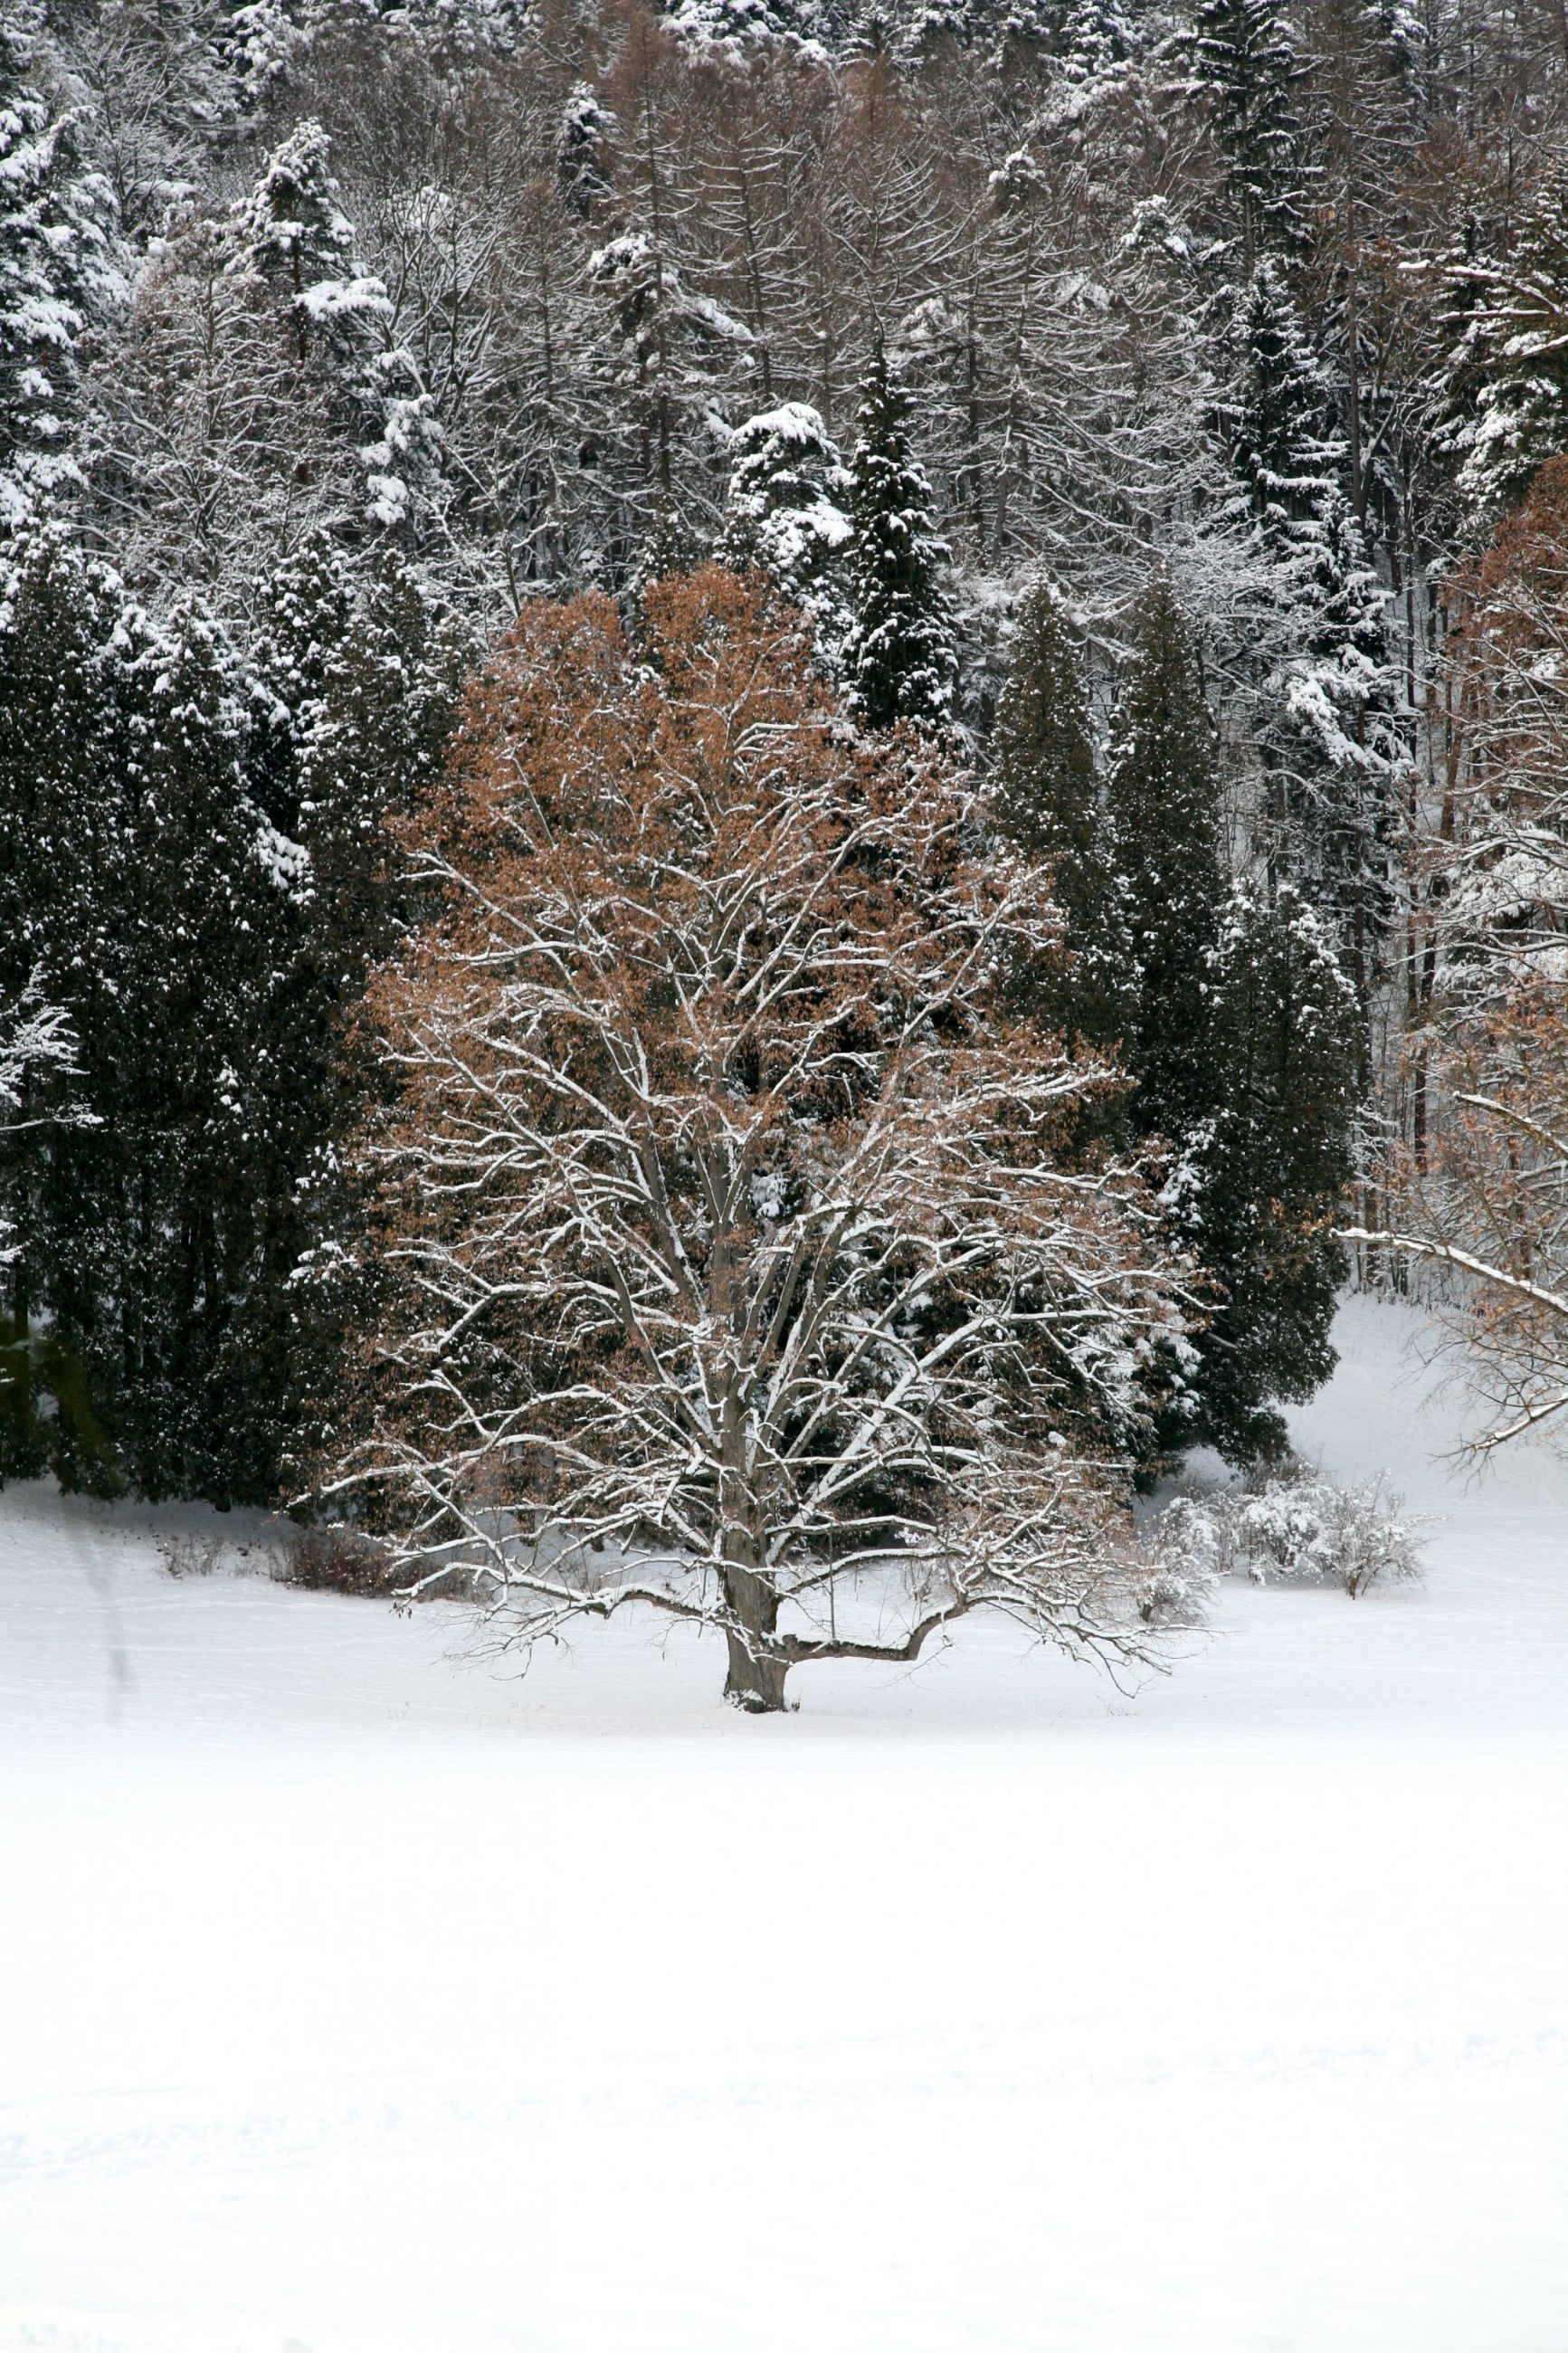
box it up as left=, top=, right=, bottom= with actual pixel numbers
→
left=1091, top=581, right=1361, bottom=1461
left=1105, top=577, right=1227, bottom=1142
left=1168, top=886, right=1362, bottom=1460
left=843, top=338, right=958, bottom=734
left=0, top=18, right=108, bottom=523
left=1229, top=262, right=1335, bottom=540
left=1449, top=159, right=1568, bottom=523
left=1191, top=0, right=1312, bottom=269
left=0, top=526, right=454, bottom=1505
left=0, top=1315, right=120, bottom=1495
left=1227, top=266, right=1396, bottom=988
left=993, top=583, right=1133, bottom=1053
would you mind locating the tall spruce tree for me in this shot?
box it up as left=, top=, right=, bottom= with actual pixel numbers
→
left=1104, top=580, right=1361, bottom=1462
left=0, top=16, right=113, bottom=528
left=842, top=336, right=959, bottom=733
left=0, top=526, right=124, bottom=1488
left=1105, top=578, right=1227, bottom=1143
left=1170, top=886, right=1362, bottom=1459
left=724, top=402, right=852, bottom=665
left=0, top=519, right=454, bottom=1504
left=1191, top=0, right=1313, bottom=271
left=993, top=584, right=1132, bottom=1053
left=1449, top=159, right=1568, bottom=525
left=1228, top=262, right=1396, bottom=986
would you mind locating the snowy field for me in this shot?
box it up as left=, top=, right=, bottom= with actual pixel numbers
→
left=2, top=1296, right=1565, bottom=2353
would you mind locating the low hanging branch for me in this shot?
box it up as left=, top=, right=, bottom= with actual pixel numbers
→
left=320, top=568, right=1193, bottom=1710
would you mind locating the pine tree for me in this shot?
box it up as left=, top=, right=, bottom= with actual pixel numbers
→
left=842, top=337, right=958, bottom=732
left=993, top=583, right=1133, bottom=1052
left=1170, top=885, right=1361, bottom=1459
left=1191, top=0, right=1313, bottom=271
left=1450, top=160, right=1568, bottom=525
left=1105, top=577, right=1227, bottom=1142
left=0, top=16, right=114, bottom=529
left=230, top=550, right=456, bottom=1497
left=1227, top=263, right=1396, bottom=980
left=0, top=525, right=124, bottom=1486
left=1282, top=486, right=1395, bottom=1005
left=0, top=517, right=454, bottom=1504
left=724, top=401, right=852, bottom=663
left=233, top=119, right=444, bottom=541
left=1229, top=261, right=1337, bottom=543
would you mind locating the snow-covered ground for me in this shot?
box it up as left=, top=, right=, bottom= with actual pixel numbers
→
left=2, top=1297, right=1565, bottom=2353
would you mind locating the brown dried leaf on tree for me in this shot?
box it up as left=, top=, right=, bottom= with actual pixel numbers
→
left=1352, top=462, right=1568, bottom=1453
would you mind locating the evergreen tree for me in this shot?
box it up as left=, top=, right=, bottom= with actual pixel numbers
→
left=1450, top=160, right=1568, bottom=525
left=1191, top=0, right=1313, bottom=271
left=0, top=16, right=114, bottom=528
left=842, top=336, right=959, bottom=733
left=993, top=583, right=1132, bottom=1052
left=724, top=401, right=852, bottom=663
left=0, top=526, right=124, bottom=1486
left=0, top=519, right=454, bottom=1504
left=1170, top=885, right=1361, bottom=1459
left=233, top=119, right=444, bottom=541
left=1229, top=261, right=1337, bottom=541
left=224, top=551, right=457, bottom=1497
left=1281, top=487, right=1395, bottom=1007
left=1227, top=263, right=1396, bottom=981
left=1104, top=577, right=1226, bottom=1141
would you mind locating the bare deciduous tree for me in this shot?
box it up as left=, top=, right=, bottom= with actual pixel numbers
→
left=1349, top=461, right=1568, bottom=1453
left=325, top=566, right=1191, bottom=1708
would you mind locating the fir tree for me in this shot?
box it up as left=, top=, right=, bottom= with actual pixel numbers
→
left=0, top=16, right=114, bottom=528
left=0, top=526, right=122, bottom=1486
left=1450, top=160, right=1568, bottom=525
left=1169, top=885, right=1361, bottom=1459
left=233, top=120, right=444, bottom=541
left=724, top=401, right=852, bottom=662
left=993, top=583, right=1132, bottom=1052
left=0, top=521, right=455, bottom=1504
left=1104, top=577, right=1226, bottom=1142
left=842, top=336, right=959, bottom=733
left=1228, top=263, right=1396, bottom=982
left=1191, top=0, right=1313, bottom=271
left=1229, top=261, right=1337, bottom=542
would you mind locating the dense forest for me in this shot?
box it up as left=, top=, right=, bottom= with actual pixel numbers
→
left=1, top=0, right=1565, bottom=1539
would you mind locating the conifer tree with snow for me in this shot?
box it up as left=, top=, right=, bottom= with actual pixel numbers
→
left=842, top=336, right=959, bottom=734
left=233, top=119, right=443, bottom=541
left=0, top=516, right=455, bottom=1503
left=1104, top=577, right=1227, bottom=1144
left=1227, top=262, right=1396, bottom=980
left=993, top=583, right=1133, bottom=1053
left=1170, top=885, right=1362, bottom=1460
left=724, top=402, right=852, bottom=663
left=1448, top=160, right=1568, bottom=527
left=1229, top=261, right=1335, bottom=541
left=1190, top=0, right=1312, bottom=270
left=0, top=15, right=114, bottom=529
left=1103, top=580, right=1362, bottom=1462
left=236, top=548, right=458, bottom=1490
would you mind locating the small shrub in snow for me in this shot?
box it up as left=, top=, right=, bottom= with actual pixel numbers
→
left=1143, top=1466, right=1426, bottom=1600
left=273, top=1523, right=399, bottom=1597
left=155, top=1530, right=228, bottom=1579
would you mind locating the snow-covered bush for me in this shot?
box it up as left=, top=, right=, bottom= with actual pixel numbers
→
left=1143, top=1465, right=1426, bottom=1601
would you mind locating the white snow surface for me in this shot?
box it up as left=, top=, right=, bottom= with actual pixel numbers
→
left=2, top=1298, right=1566, bottom=2352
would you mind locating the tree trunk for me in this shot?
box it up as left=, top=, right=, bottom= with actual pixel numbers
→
left=719, top=1553, right=791, bottom=1712
left=722, top=1630, right=791, bottom=1712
